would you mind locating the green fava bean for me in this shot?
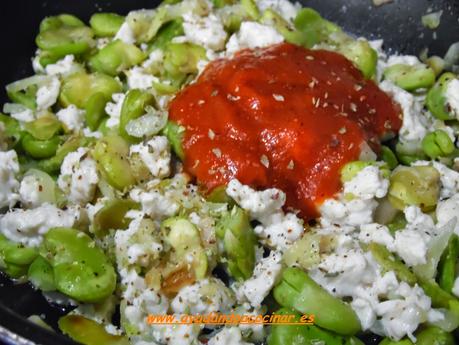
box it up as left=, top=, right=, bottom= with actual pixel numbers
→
left=39, top=14, right=85, bottom=33
left=388, top=165, right=440, bottom=212
left=294, top=8, right=341, bottom=48
left=416, top=326, right=455, bottom=345
left=126, top=7, right=169, bottom=43
left=273, top=267, right=361, bottom=335
left=438, top=235, right=459, bottom=293
left=41, top=227, right=116, bottom=303
left=90, top=40, right=145, bottom=76
left=241, top=0, right=260, bottom=20
left=163, top=43, right=206, bottom=77
left=268, top=308, right=363, bottom=345
left=24, top=115, right=62, bottom=141
left=59, top=314, right=129, bottom=345
left=89, top=13, right=124, bottom=37
left=149, top=19, right=184, bottom=51
left=384, top=63, right=436, bottom=92
left=206, top=185, right=235, bottom=205
left=92, top=135, right=136, bottom=191
left=338, top=40, right=377, bottom=79
left=216, top=206, right=257, bottom=281
left=422, top=129, right=455, bottom=159
left=119, top=89, right=156, bottom=141
left=36, top=26, right=95, bottom=58
left=7, top=88, right=37, bottom=110
left=85, top=92, right=108, bottom=131
left=60, top=72, right=122, bottom=109
left=93, top=199, right=140, bottom=237
left=0, top=235, right=38, bottom=266
left=426, top=73, right=457, bottom=120
left=22, top=133, right=61, bottom=159
left=28, top=256, right=56, bottom=292
left=161, top=121, right=185, bottom=160
left=381, top=146, right=398, bottom=170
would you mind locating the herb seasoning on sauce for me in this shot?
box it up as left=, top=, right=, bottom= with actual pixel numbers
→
left=169, top=43, right=402, bottom=220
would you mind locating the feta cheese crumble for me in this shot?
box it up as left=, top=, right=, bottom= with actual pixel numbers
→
left=56, top=105, right=85, bottom=132
left=57, top=148, right=99, bottom=205
left=182, top=13, right=228, bottom=51
left=130, top=136, right=171, bottom=178
left=0, top=204, right=84, bottom=247
left=226, top=22, right=284, bottom=55
left=0, top=150, right=20, bottom=209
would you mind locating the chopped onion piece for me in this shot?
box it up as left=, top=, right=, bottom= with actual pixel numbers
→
left=6, top=75, right=52, bottom=93
left=125, top=106, right=167, bottom=138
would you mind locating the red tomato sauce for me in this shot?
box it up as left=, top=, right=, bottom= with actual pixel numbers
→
left=168, top=43, right=402, bottom=220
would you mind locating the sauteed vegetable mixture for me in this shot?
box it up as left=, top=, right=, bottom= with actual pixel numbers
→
left=0, top=0, right=459, bottom=344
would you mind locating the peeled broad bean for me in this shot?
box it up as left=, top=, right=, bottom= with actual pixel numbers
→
left=59, top=72, right=122, bottom=109
left=273, top=267, right=361, bottom=335
left=40, top=227, right=116, bottom=303
left=388, top=165, right=440, bottom=212
left=89, top=13, right=124, bottom=37
left=85, top=92, right=108, bottom=131
left=161, top=121, right=185, bottom=160
left=384, top=63, right=436, bottom=91
left=119, top=89, right=156, bottom=141
left=90, top=40, right=145, bottom=76
left=22, top=133, right=61, bottom=159
left=92, top=135, right=136, bottom=190
left=426, top=73, right=457, bottom=120
left=216, top=206, right=257, bottom=280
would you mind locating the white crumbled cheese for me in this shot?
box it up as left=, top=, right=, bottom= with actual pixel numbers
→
left=171, top=278, right=235, bottom=314
left=115, top=213, right=162, bottom=267
left=359, top=223, right=395, bottom=250
left=36, top=77, right=60, bottom=110
left=45, top=55, right=80, bottom=76
left=320, top=165, right=388, bottom=227
left=56, top=105, right=85, bottom=132
left=372, top=282, right=432, bottom=342
left=446, top=78, right=459, bottom=119
left=394, top=229, right=429, bottom=266
left=130, top=187, right=179, bottom=219
left=96, top=37, right=110, bottom=49
left=150, top=323, right=201, bottom=345
left=130, top=136, right=171, bottom=178
left=0, top=204, right=83, bottom=247
left=391, top=206, right=434, bottom=267
left=320, top=197, right=378, bottom=227
left=380, top=80, right=430, bottom=151
left=57, top=148, right=99, bottom=205
left=256, top=0, right=300, bottom=21
left=10, top=107, right=35, bottom=123
left=226, top=179, right=285, bottom=220
left=208, top=327, right=254, bottom=345
left=82, top=128, right=102, bottom=138
left=226, top=179, right=303, bottom=249
left=234, top=251, right=282, bottom=307
left=226, top=22, right=284, bottom=55
left=386, top=55, right=421, bottom=67
left=343, top=165, right=389, bottom=199
left=0, top=150, right=20, bottom=209
left=437, top=194, right=459, bottom=235
left=114, top=22, right=136, bottom=44
left=253, top=212, right=304, bottom=250
left=19, top=174, right=48, bottom=209
left=182, top=13, right=228, bottom=51
left=126, top=67, right=159, bottom=90
left=105, top=93, right=126, bottom=128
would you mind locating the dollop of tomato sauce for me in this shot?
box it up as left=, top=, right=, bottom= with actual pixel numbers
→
left=168, top=43, right=402, bottom=220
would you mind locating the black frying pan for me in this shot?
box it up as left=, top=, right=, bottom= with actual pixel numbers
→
left=1, top=0, right=458, bottom=344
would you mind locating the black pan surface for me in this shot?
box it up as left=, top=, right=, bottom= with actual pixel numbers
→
left=0, top=0, right=458, bottom=344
